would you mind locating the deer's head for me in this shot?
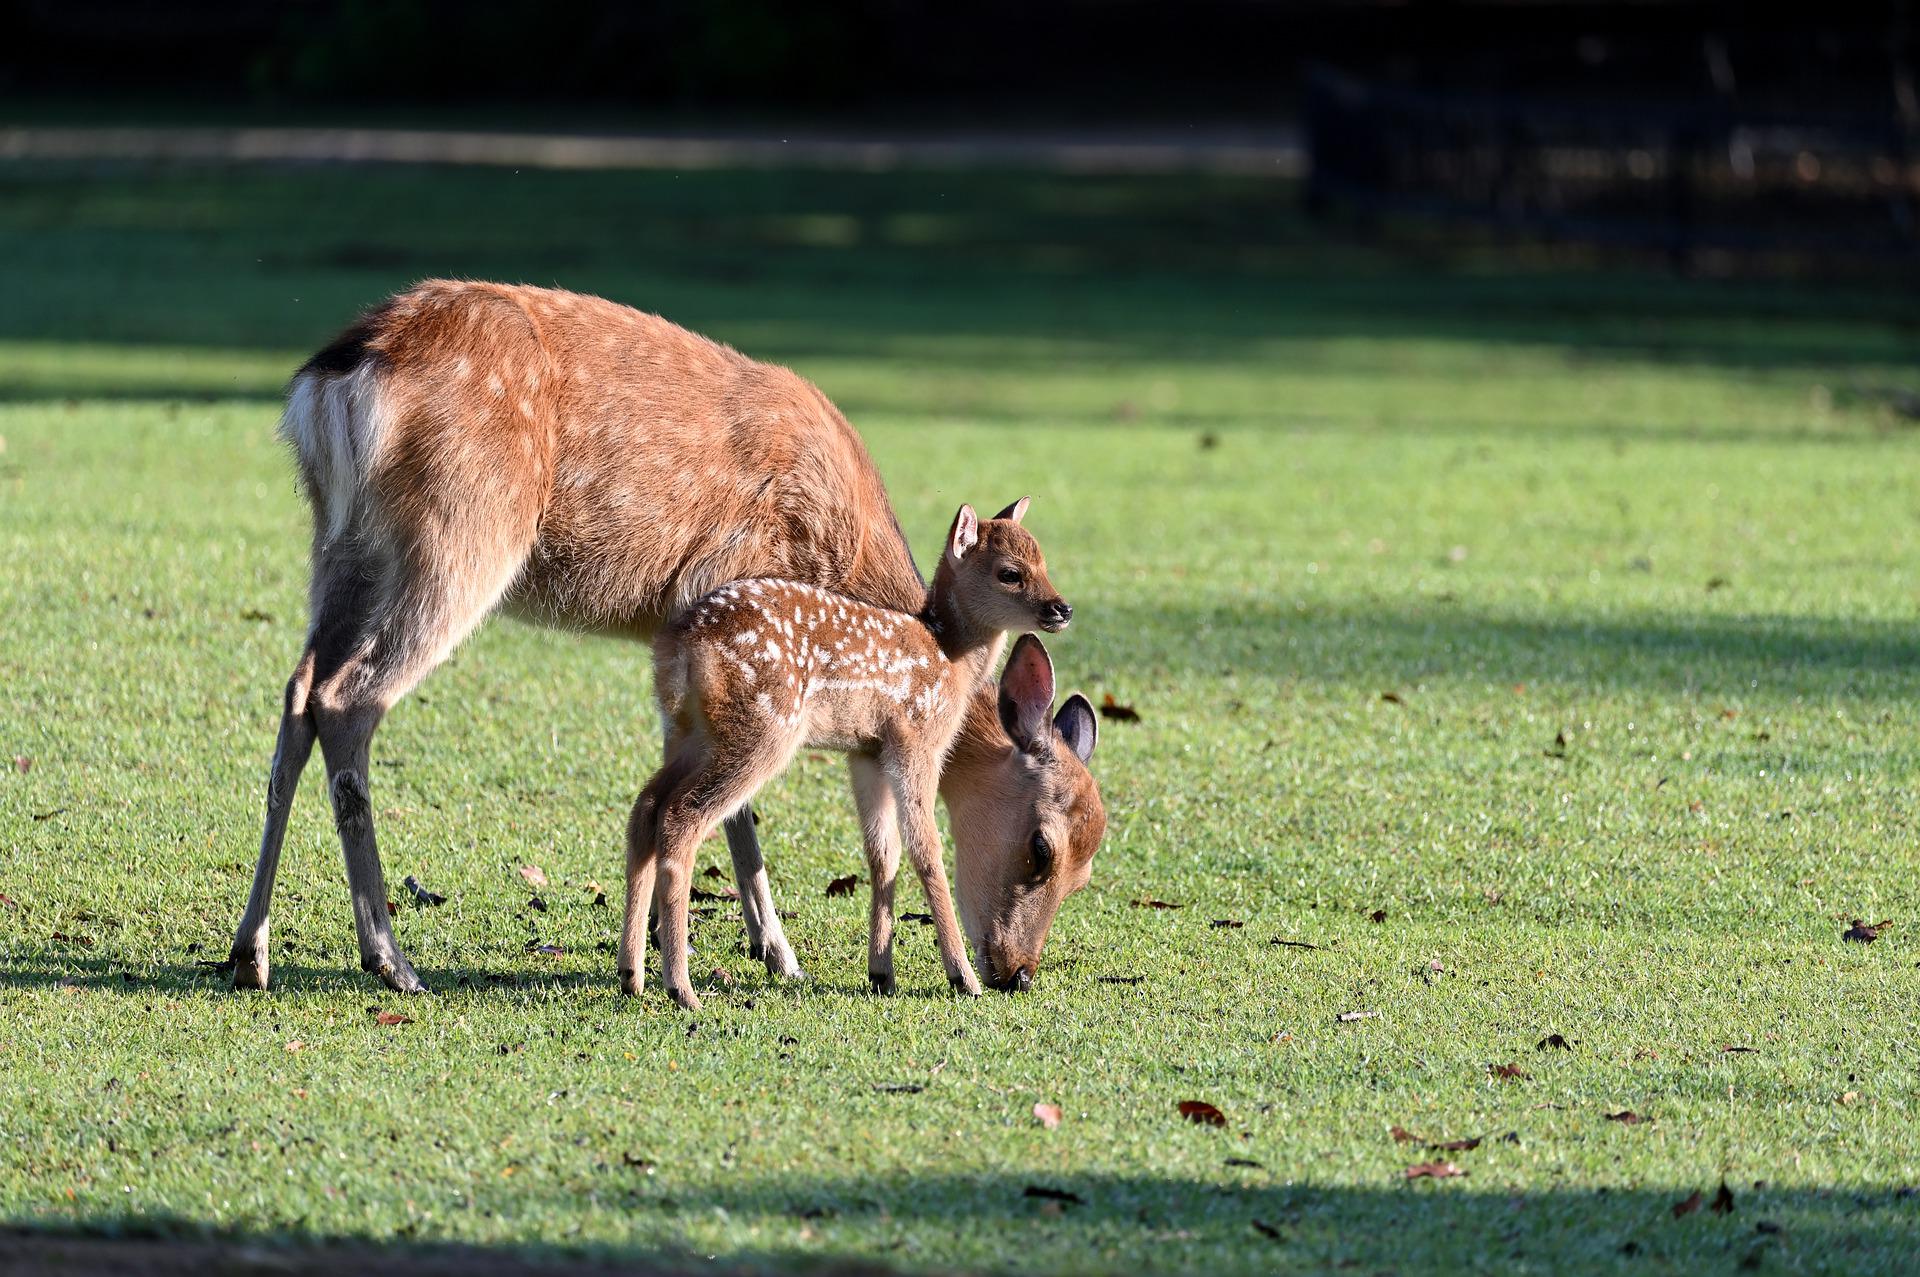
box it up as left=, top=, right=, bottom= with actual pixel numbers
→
left=942, top=634, right=1104, bottom=992
left=937, top=498, right=1072, bottom=637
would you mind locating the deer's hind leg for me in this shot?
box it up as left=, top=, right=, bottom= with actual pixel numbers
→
left=650, top=732, right=800, bottom=1010
left=229, top=648, right=320, bottom=989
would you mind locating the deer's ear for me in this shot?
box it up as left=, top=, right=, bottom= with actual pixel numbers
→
left=947, top=504, right=979, bottom=562
left=992, top=496, right=1030, bottom=524
left=997, top=634, right=1056, bottom=750
left=1054, top=692, right=1097, bottom=764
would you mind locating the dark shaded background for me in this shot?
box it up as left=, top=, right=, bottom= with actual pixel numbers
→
left=3, top=0, right=1915, bottom=124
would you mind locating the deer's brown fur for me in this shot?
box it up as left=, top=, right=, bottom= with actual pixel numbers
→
left=228, top=281, right=1104, bottom=997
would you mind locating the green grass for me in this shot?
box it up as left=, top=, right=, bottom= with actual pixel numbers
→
left=2, top=160, right=1919, bottom=1275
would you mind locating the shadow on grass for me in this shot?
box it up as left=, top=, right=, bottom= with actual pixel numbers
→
left=1, top=163, right=1916, bottom=404
left=1093, top=600, right=1920, bottom=703
left=5, top=1171, right=1914, bottom=1275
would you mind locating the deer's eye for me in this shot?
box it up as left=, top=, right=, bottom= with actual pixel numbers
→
left=997, top=567, right=1023, bottom=586
left=1029, top=830, right=1053, bottom=878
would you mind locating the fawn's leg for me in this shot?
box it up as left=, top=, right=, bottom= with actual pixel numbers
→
left=849, top=755, right=902, bottom=994
left=724, top=808, right=805, bottom=980
left=619, top=761, right=684, bottom=998
left=884, top=750, right=983, bottom=997
left=229, top=650, right=319, bottom=989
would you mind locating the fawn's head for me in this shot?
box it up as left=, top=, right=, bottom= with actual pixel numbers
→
left=944, top=634, right=1104, bottom=992
left=934, top=498, right=1072, bottom=636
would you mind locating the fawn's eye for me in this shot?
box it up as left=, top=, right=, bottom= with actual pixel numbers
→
left=1029, top=830, right=1053, bottom=877
left=997, top=567, right=1023, bottom=586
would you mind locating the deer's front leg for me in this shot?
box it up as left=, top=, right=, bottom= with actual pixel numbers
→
left=885, top=753, right=982, bottom=997
left=849, top=756, right=902, bottom=994
left=723, top=807, right=805, bottom=980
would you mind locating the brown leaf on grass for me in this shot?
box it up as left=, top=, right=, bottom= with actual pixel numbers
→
left=1032, top=1102, right=1063, bottom=1129
left=13, top=756, right=31, bottom=774
left=1209, top=918, right=1243, bottom=929
left=1024, top=1184, right=1084, bottom=1206
left=1098, top=694, right=1140, bottom=723
left=528, top=943, right=564, bottom=957
left=0, top=893, right=15, bottom=908
left=1369, top=909, right=1388, bottom=924
left=370, top=1009, right=411, bottom=1026
left=1544, top=730, right=1569, bottom=759
left=689, top=885, right=737, bottom=902
left=901, top=911, right=934, bottom=924
left=621, top=1152, right=655, bottom=1173
left=1537, top=1033, right=1574, bottom=1051
left=519, top=864, right=548, bottom=890
left=402, top=875, right=446, bottom=907
left=50, top=931, right=93, bottom=948
left=1405, top=1162, right=1466, bottom=1180
left=1178, top=1100, right=1228, bottom=1127
left=1429, top=1136, right=1482, bottom=1152
left=1672, top=1190, right=1703, bottom=1218
left=1605, top=1110, right=1649, bottom=1124
left=1270, top=938, right=1321, bottom=950
left=283, top=1040, right=305, bottom=1053
left=1491, top=1063, right=1530, bottom=1081
left=527, top=895, right=548, bottom=912
left=702, top=867, right=725, bottom=880
left=825, top=874, right=859, bottom=898
left=239, top=607, right=275, bottom=623
left=1843, top=919, right=1891, bottom=943
left=1379, top=691, right=1404, bottom=705
left=1226, top=1157, right=1264, bottom=1168
left=1711, top=1181, right=1736, bottom=1215
left=1337, top=1010, right=1377, bottom=1023
left=1251, top=1219, right=1283, bottom=1241
left=1389, top=1125, right=1419, bottom=1144
left=1132, top=897, right=1182, bottom=909
left=1097, top=974, right=1143, bottom=985
left=1720, top=1044, right=1759, bottom=1055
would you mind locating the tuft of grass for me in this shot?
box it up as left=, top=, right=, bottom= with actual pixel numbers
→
left=2, top=160, right=1918, bottom=1275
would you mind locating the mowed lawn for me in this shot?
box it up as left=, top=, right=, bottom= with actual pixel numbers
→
left=2, top=160, right=1919, bottom=1275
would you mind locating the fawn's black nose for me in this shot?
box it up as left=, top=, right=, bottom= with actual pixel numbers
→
left=1039, top=600, right=1072, bottom=631
left=1005, top=966, right=1033, bottom=993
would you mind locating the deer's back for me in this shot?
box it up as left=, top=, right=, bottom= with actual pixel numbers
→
left=341, top=281, right=924, bottom=636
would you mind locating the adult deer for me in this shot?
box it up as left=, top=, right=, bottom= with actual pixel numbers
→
left=228, top=281, right=1105, bottom=996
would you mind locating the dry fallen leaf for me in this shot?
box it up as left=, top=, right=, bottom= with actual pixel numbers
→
left=284, top=1040, right=305, bottom=1053
left=13, top=756, right=31, bottom=774
left=1491, top=1063, right=1530, bottom=1081
left=1379, top=691, right=1404, bottom=705
left=0, top=893, right=15, bottom=909
left=1605, top=1110, right=1649, bottom=1124
left=1337, top=1010, right=1377, bottom=1023
left=1098, top=693, right=1141, bottom=723
left=528, top=943, right=564, bottom=957
left=1023, top=1184, right=1084, bottom=1206
left=370, top=1009, right=411, bottom=1027
left=1209, top=918, right=1244, bottom=929
left=1389, top=1125, right=1419, bottom=1144
left=1032, top=1102, right=1063, bottom=1130
left=825, top=874, right=859, bottom=898
left=1537, top=1033, right=1574, bottom=1051
left=1405, top=1162, right=1466, bottom=1180
left=1251, top=1219, right=1283, bottom=1241
left=1132, top=897, right=1182, bottom=909
left=402, top=875, right=446, bottom=907
left=1271, top=937, right=1321, bottom=950
left=1711, top=1181, right=1736, bottom=1215
left=1672, top=1189, right=1703, bottom=1218
left=1720, top=1045, right=1759, bottom=1055
left=1178, top=1100, right=1228, bottom=1127
left=1429, top=1136, right=1481, bottom=1152
left=1843, top=919, right=1890, bottom=944
left=1369, top=908, right=1388, bottom=924
left=1839, top=1090, right=1861, bottom=1106
left=519, top=864, right=548, bottom=890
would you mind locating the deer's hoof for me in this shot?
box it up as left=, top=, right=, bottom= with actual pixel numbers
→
left=230, top=952, right=269, bottom=991
left=366, top=955, right=428, bottom=995
left=868, top=970, right=896, bottom=996
left=949, top=972, right=983, bottom=998
left=618, top=968, right=643, bottom=998
left=669, top=986, right=704, bottom=1013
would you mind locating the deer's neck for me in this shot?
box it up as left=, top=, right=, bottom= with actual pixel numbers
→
left=920, top=582, right=1006, bottom=691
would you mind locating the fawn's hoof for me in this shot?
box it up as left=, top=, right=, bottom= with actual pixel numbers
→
left=668, top=985, right=704, bottom=1013
left=365, top=954, right=428, bottom=995
left=949, top=971, right=983, bottom=998
left=868, top=970, right=896, bottom=996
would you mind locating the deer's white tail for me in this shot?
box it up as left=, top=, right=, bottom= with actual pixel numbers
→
left=280, top=363, right=393, bottom=547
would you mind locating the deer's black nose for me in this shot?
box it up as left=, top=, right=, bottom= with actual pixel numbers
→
left=1040, top=601, right=1072, bottom=630
left=1011, top=966, right=1033, bottom=993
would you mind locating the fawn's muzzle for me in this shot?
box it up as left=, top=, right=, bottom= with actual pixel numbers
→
left=989, top=964, right=1035, bottom=993
left=1038, top=600, right=1072, bottom=631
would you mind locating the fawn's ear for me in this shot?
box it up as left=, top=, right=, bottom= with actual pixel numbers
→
left=998, top=634, right=1056, bottom=750
left=992, top=496, right=1031, bottom=524
left=946, top=504, right=979, bottom=562
left=1054, top=692, right=1097, bottom=764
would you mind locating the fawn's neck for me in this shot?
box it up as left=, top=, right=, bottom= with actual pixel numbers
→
left=920, top=575, right=1006, bottom=691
